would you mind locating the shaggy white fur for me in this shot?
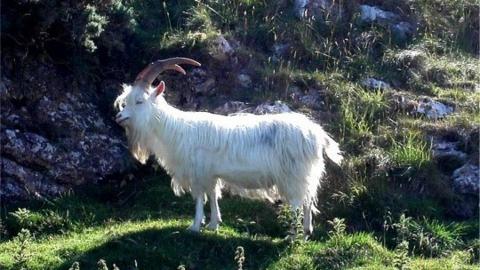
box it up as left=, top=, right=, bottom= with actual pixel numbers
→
left=115, top=82, right=342, bottom=233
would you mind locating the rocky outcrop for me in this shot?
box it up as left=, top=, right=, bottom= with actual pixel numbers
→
left=359, top=5, right=415, bottom=43
left=1, top=62, right=134, bottom=200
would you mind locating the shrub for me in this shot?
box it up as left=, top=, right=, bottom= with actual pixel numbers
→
left=278, top=204, right=304, bottom=244
left=8, top=208, right=72, bottom=236
left=12, top=229, right=33, bottom=270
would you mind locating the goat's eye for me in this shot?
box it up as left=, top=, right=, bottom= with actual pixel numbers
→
left=136, top=100, right=143, bottom=105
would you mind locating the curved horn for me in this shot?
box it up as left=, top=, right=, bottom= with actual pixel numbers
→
left=134, top=57, right=201, bottom=88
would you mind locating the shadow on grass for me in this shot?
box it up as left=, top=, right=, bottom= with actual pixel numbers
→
left=2, top=172, right=287, bottom=242
left=55, top=225, right=288, bottom=270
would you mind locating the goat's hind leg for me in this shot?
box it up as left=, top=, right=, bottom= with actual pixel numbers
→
left=303, top=202, right=313, bottom=237
left=206, top=188, right=222, bottom=231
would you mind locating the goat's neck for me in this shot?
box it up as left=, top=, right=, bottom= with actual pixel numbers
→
left=150, top=101, right=188, bottom=151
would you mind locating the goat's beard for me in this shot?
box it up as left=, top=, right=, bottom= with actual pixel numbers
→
left=125, top=125, right=150, bottom=164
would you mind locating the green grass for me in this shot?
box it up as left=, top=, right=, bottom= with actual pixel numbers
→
left=1, top=175, right=478, bottom=270
left=388, top=131, right=432, bottom=169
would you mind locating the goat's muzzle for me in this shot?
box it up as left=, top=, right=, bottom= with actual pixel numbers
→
left=115, top=112, right=129, bottom=126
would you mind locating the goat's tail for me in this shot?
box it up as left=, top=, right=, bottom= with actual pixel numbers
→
left=324, top=135, right=343, bottom=166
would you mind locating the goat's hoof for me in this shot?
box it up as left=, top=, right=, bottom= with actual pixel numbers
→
left=187, top=225, right=201, bottom=233
left=205, top=223, right=219, bottom=231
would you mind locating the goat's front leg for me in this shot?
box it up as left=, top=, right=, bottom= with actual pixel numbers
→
left=206, top=189, right=222, bottom=231
left=188, top=196, right=205, bottom=232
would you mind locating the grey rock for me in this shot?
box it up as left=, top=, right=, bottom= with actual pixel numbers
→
left=294, top=0, right=343, bottom=20
left=190, top=68, right=217, bottom=95
left=214, top=101, right=252, bottom=115
left=392, top=21, right=415, bottom=42
left=360, top=5, right=399, bottom=24
left=1, top=158, right=66, bottom=199
left=237, top=74, right=252, bottom=88
left=432, top=140, right=467, bottom=173
left=289, top=86, right=324, bottom=109
left=2, top=129, right=57, bottom=168
left=415, top=97, right=454, bottom=119
left=0, top=77, right=11, bottom=100
left=452, top=163, right=479, bottom=195
left=433, top=141, right=467, bottom=161
left=195, top=78, right=216, bottom=94
left=294, top=0, right=309, bottom=17
left=210, top=35, right=234, bottom=61
left=253, top=101, right=291, bottom=114
left=288, top=85, right=303, bottom=101
left=300, top=90, right=324, bottom=109
left=214, top=100, right=291, bottom=115
left=1, top=62, right=134, bottom=200
left=190, top=68, right=208, bottom=83
left=273, top=43, right=290, bottom=57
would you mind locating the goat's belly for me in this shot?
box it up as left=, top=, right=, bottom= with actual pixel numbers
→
left=217, top=170, right=274, bottom=189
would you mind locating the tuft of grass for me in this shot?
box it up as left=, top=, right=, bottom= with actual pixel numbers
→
left=315, top=232, right=393, bottom=269
left=393, top=214, right=468, bottom=258
left=388, top=131, right=432, bottom=169
left=338, top=84, right=389, bottom=153
left=8, top=208, right=72, bottom=236
left=410, top=0, right=479, bottom=53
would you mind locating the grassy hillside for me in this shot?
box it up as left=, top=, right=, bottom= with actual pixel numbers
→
left=0, top=175, right=478, bottom=269
left=1, top=0, right=479, bottom=269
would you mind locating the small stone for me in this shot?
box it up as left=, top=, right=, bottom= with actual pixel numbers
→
left=253, top=101, right=291, bottom=114
left=361, top=78, right=391, bottom=90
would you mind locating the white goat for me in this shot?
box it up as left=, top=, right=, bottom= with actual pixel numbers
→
left=114, top=58, right=342, bottom=234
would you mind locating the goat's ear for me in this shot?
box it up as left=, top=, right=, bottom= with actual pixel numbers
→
left=153, top=81, right=165, bottom=97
